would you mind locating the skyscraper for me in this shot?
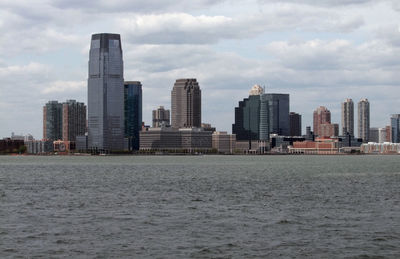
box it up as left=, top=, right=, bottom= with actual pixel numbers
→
left=152, top=106, right=170, bottom=128
left=232, top=85, right=290, bottom=141
left=391, top=114, right=400, bottom=143
left=171, top=78, right=201, bottom=128
left=88, top=33, right=124, bottom=151
left=124, top=81, right=142, bottom=151
left=313, top=106, right=331, bottom=137
left=341, top=98, right=354, bottom=136
left=264, top=94, right=290, bottom=136
left=233, top=94, right=261, bottom=141
left=289, top=112, right=302, bottom=136
left=62, top=100, right=86, bottom=141
left=358, top=99, right=370, bottom=142
left=43, top=101, right=63, bottom=141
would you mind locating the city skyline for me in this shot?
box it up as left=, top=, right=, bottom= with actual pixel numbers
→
left=1, top=1, right=400, bottom=138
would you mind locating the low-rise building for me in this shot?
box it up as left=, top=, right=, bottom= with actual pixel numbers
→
left=25, top=140, right=54, bottom=154
left=53, top=140, right=75, bottom=153
left=140, top=127, right=212, bottom=152
left=288, top=138, right=339, bottom=154
left=0, top=138, right=25, bottom=154
left=212, top=132, right=236, bottom=154
left=361, top=142, right=400, bottom=154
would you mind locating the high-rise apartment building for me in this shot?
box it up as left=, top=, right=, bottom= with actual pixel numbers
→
left=152, top=106, right=170, bottom=128
left=88, top=33, right=124, bottom=151
left=289, top=112, right=302, bottom=136
left=341, top=98, right=354, bottom=136
left=43, top=101, right=63, bottom=141
left=62, top=100, right=86, bottom=141
left=313, top=106, right=331, bottom=137
left=358, top=99, right=370, bottom=142
left=391, top=114, right=400, bottom=143
left=171, top=78, right=201, bottom=128
left=124, top=81, right=142, bottom=151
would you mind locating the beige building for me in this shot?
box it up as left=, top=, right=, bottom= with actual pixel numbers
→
left=358, top=98, right=370, bottom=142
left=171, top=79, right=201, bottom=128
left=140, top=127, right=212, bottom=152
left=212, top=132, right=236, bottom=154
left=152, top=106, right=170, bottom=128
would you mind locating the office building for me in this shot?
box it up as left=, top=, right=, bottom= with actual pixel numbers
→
left=171, top=78, right=201, bottom=128
left=152, top=106, right=170, bottom=128
left=212, top=131, right=236, bottom=154
left=391, top=114, right=400, bottom=143
left=358, top=99, right=370, bottom=142
left=369, top=127, right=379, bottom=143
left=233, top=94, right=262, bottom=142
left=263, top=94, right=290, bottom=136
left=140, top=127, right=212, bottom=151
left=43, top=101, right=63, bottom=141
left=233, top=85, right=290, bottom=144
left=124, top=81, right=142, bottom=151
left=88, top=33, right=125, bottom=151
left=289, top=112, right=302, bottom=136
left=313, top=106, right=331, bottom=137
left=62, top=100, right=86, bottom=142
left=341, top=98, right=354, bottom=136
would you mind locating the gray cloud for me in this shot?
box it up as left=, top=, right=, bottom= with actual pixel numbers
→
left=51, top=0, right=226, bottom=13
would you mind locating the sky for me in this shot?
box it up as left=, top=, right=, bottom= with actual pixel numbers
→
left=1, top=0, right=400, bottom=139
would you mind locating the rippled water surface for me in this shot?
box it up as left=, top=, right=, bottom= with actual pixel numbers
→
left=1, top=155, right=400, bottom=258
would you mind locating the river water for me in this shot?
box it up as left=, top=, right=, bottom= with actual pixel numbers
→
left=1, top=155, right=400, bottom=258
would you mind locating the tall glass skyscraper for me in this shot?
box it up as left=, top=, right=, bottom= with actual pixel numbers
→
left=88, top=33, right=124, bottom=151
left=232, top=86, right=289, bottom=141
left=263, top=94, right=290, bottom=136
left=124, top=81, right=142, bottom=151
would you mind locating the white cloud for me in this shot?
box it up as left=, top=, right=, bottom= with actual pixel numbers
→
left=41, top=80, right=86, bottom=94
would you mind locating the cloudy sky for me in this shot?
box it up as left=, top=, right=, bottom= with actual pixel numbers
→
left=1, top=0, right=400, bottom=139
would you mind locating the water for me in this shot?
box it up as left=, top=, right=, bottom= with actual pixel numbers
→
left=1, top=155, right=400, bottom=258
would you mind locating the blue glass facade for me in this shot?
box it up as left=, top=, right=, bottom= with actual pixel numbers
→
left=88, top=33, right=125, bottom=151
left=233, top=93, right=290, bottom=141
left=391, top=114, right=400, bottom=143
left=124, top=81, right=142, bottom=151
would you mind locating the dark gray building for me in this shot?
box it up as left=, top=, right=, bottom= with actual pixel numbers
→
left=171, top=79, right=201, bottom=128
left=43, top=101, right=63, bottom=141
left=264, top=94, right=290, bottom=136
left=341, top=98, right=354, bottom=136
left=289, top=112, right=302, bottom=136
left=232, top=88, right=290, bottom=142
left=62, top=100, right=86, bottom=142
left=124, top=81, right=142, bottom=151
left=88, top=33, right=124, bottom=151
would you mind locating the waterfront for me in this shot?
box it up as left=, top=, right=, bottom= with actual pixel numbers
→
left=1, top=155, right=400, bottom=258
